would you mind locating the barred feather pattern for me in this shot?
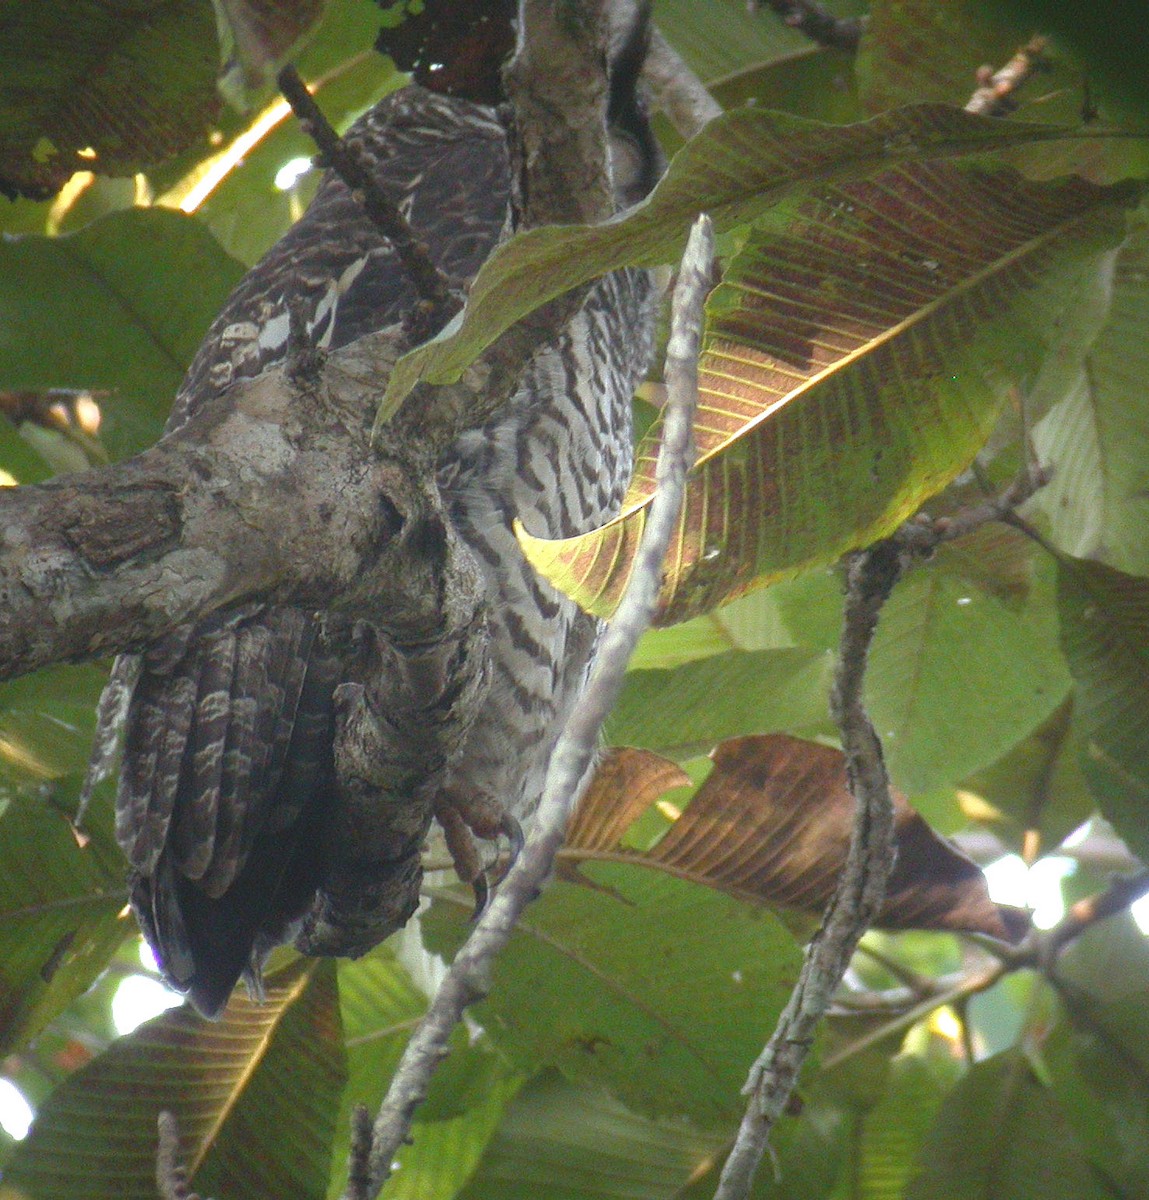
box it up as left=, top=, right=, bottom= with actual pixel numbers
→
left=99, top=84, right=657, bottom=1017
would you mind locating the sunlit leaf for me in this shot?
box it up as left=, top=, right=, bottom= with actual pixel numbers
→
left=2, top=959, right=344, bottom=1200
left=866, top=528, right=1071, bottom=795
left=1057, top=555, right=1149, bottom=862
left=383, top=103, right=1098, bottom=414
left=521, top=164, right=1136, bottom=621
left=0, top=1, right=221, bottom=200
left=422, top=863, right=804, bottom=1128
left=906, top=1048, right=1114, bottom=1199
left=653, top=0, right=817, bottom=83
left=0, top=209, right=245, bottom=458
left=566, top=738, right=1027, bottom=941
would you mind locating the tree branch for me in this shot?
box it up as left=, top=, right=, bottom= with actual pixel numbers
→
left=753, top=1, right=866, bottom=52
left=965, top=36, right=1050, bottom=117
left=355, top=213, right=712, bottom=1200
left=714, top=541, right=904, bottom=1200
left=155, top=1111, right=204, bottom=1200
left=277, top=63, right=459, bottom=336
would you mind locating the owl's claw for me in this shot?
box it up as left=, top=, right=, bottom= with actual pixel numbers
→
left=470, top=872, right=490, bottom=921
left=436, top=794, right=523, bottom=917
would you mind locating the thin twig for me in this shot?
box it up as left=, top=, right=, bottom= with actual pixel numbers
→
left=156, top=1111, right=202, bottom=1200
left=753, top=1, right=866, bottom=51
left=1046, top=869, right=1149, bottom=961
left=346, top=1104, right=373, bottom=1200
left=276, top=64, right=459, bottom=334
left=355, top=215, right=712, bottom=1199
left=715, top=542, right=904, bottom=1200
left=644, top=27, right=723, bottom=139
left=965, top=36, right=1050, bottom=117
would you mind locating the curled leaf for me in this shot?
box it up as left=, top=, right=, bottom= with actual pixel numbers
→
left=567, top=737, right=1027, bottom=941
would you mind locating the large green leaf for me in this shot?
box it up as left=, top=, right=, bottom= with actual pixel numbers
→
left=0, top=784, right=129, bottom=1059
left=0, top=658, right=129, bottom=1056
left=458, top=1070, right=725, bottom=1200
left=1032, top=208, right=1149, bottom=577
left=1045, top=994, right=1149, bottom=1197
left=1056, top=556, right=1149, bottom=863
left=422, top=863, right=803, bottom=1129
left=866, top=527, right=1071, bottom=795
left=0, top=208, right=245, bottom=458
left=521, top=164, right=1135, bottom=621
left=961, top=695, right=1094, bottom=851
left=905, top=1049, right=1113, bottom=1199
left=2, top=958, right=344, bottom=1200
left=329, top=946, right=524, bottom=1200
left=606, top=647, right=834, bottom=754
left=382, top=104, right=1099, bottom=414
left=0, top=1, right=221, bottom=200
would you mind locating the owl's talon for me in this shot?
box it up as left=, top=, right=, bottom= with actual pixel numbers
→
left=470, top=872, right=491, bottom=921
left=499, top=812, right=524, bottom=874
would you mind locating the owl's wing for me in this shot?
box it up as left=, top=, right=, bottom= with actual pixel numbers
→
left=105, top=86, right=512, bottom=1017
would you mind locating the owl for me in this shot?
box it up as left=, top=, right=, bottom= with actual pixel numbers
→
left=93, top=40, right=661, bottom=1017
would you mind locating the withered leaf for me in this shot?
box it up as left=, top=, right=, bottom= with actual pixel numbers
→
left=566, top=736, right=1027, bottom=942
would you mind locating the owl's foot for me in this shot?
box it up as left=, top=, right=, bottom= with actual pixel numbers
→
left=435, top=794, right=524, bottom=919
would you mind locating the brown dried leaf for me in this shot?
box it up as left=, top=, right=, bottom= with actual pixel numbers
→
left=567, top=736, right=1026, bottom=942
left=567, top=747, right=690, bottom=852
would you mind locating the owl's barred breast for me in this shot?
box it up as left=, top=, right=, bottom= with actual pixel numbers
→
left=104, top=82, right=659, bottom=1017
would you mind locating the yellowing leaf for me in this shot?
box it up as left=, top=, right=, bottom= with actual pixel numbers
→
left=521, top=165, right=1136, bottom=621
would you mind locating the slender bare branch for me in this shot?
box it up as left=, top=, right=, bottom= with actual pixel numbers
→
left=753, top=1, right=866, bottom=52
left=965, top=36, right=1050, bottom=117
left=644, top=27, right=723, bottom=139
left=155, top=1112, right=203, bottom=1200
left=357, top=213, right=712, bottom=1200
left=277, top=63, right=459, bottom=335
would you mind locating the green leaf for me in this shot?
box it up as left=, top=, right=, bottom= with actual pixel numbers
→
left=606, top=647, right=834, bottom=753
left=1056, top=556, right=1149, bottom=862
left=653, top=0, right=818, bottom=83
left=854, top=1051, right=962, bottom=1200
left=1045, top=994, right=1149, bottom=1197
left=867, top=529, right=1072, bottom=795
left=906, top=1048, right=1114, bottom=1199
left=329, top=947, right=524, bottom=1200
left=382, top=104, right=1101, bottom=414
left=0, top=786, right=130, bottom=1058
left=458, top=1070, right=726, bottom=1200
left=1031, top=208, right=1149, bottom=576
left=3, top=958, right=345, bottom=1200
left=0, top=208, right=245, bottom=458
left=961, top=696, right=1094, bottom=851
left=521, top=165, right=1136, bottom=621
left=0, top=0, right=221, bottom=200
left=422, top=864, right=804, bottom=1128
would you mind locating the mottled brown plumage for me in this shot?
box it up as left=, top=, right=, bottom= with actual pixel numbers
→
left=97, top=65, right=659, bottom=1017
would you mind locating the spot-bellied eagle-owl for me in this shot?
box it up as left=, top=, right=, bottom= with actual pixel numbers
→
left=91, top=47, right=661, bottom=1016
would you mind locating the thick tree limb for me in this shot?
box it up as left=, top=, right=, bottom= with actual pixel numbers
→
left=357, top=214, right=712, bottom=1200
left=0, top=328, right=491, bottom=680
